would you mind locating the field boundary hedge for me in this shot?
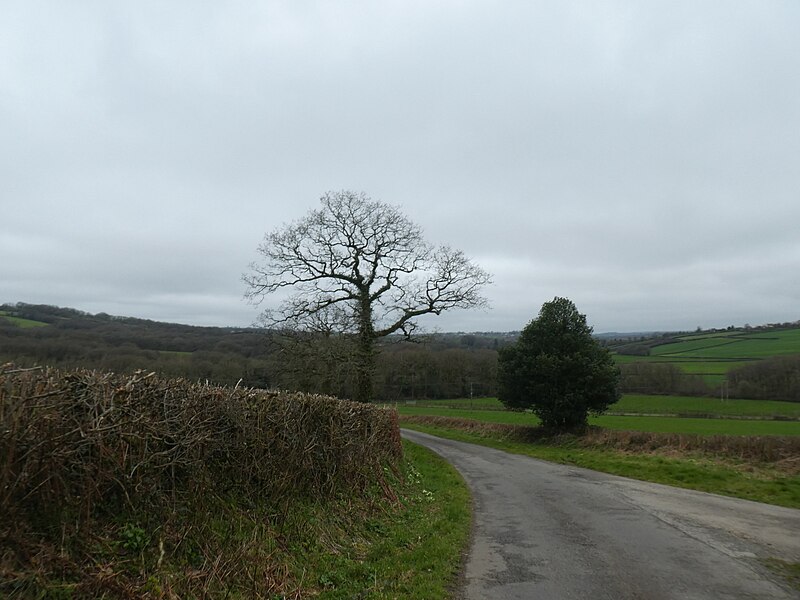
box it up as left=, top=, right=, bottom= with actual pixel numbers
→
left=400, top=415, right=800, bottom=465
left=0, top=364, right=402, bottom=596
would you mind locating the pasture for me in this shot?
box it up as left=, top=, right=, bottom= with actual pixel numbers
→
left=400, top=419, right=800, bottom=509
left=395, top=404, right=800, bottom=436
left=397, top=394, right=800, bottom=419
left=0, top=311, right=49, bottom=328
left=613, top=394, right=800, bottom=418
left=654, top=328, right=800, bottom=359
left=612, top=326, right=800, bottom=386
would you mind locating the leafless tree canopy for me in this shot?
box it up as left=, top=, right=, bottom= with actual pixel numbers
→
left=244, top=190, right=492, bottom=402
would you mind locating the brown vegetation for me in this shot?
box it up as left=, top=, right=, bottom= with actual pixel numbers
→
left=400, top=415, right=800, bottom=467
left=0, top=364, right=401, bottom=598
left=618, top=362, right=709, bottom=396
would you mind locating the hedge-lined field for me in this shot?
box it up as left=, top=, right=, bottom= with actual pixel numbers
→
left=0, top=364, right=404, bottom=597
left=0, top=310, right=48, bottom=328
left=612, top=394, right=800, bottom=418
left=396, top=405, right=800, bottom=436
left=395, top=394, right=800, bottom=419
left=654, top=329, right=800, bottom=359
left=613, top=327, right=800, bottom=387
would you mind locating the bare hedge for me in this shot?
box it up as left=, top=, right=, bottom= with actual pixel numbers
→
left=400, top=415, right=800, bottom=464
left=0, top=364, right=402, bottom=531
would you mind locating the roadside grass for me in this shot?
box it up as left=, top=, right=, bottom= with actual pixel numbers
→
left=400, top=422, right=800, bottom=509
left=764, top=559, right=800, bottom=591
left=395, top=405, right=800, bottom=436
left=5, top=440, right=470, bottom=599
left=290, top=440, right=471, bottom=599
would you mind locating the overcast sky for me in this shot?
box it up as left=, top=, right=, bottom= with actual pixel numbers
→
left=3, top=1, right=799, bottom=333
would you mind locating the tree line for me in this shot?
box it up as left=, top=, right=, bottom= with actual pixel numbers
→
left=0, top=303, right=503, bottom=400
left=3, top=302, right=798, bottom=402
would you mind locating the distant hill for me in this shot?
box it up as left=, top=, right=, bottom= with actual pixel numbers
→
left=0, top=302, right=507, bottom=400
left=610, top=324, right=800, bottom=401
left=5, top=302, right=796, bottom=401
left=0, top=302, right=272, bottom=387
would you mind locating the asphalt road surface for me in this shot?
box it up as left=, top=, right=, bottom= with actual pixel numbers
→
left=402, top=429, right=800, bottom=599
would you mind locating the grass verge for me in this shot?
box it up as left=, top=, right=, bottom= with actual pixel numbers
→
left=400, top=420, right=800, bottom=510
left=764, top=559, right=800, bottom=591
left=291, top=440, right=471, bottom=599
left=2, top=440, right=470, bottom=599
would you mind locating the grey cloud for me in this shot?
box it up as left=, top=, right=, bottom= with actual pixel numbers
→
left=2, top=1, right=798, bottom=332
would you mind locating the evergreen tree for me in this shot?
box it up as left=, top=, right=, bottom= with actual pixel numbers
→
left=498, top=297, right=620, bottom=430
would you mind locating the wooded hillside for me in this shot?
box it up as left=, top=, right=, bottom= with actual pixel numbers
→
left=0, top=303, right=510, bottom=400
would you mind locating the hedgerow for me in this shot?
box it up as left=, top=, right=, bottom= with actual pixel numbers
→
left=0, top=364, right=402, bottom=597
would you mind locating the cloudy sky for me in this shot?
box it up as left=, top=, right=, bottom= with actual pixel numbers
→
left=2, top=1, right=799, bottom=333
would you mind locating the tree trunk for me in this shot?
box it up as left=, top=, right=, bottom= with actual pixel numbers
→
left=355, top=296, right=375, bottom=403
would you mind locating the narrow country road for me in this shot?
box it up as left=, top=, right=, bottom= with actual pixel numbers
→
left=402, top=429, right=800, bottom=600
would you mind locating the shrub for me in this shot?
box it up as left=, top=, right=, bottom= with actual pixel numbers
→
left=0, top=364, right=402, bottom=596
left=497, top=297, right=620, bottom=430
left=0, top=365, right=401, bottom=521
left=616, top=344, right=651, bottom=356
left=729, top=356, right=800, bottom=402
left=618, top=362, right=709, bottom=396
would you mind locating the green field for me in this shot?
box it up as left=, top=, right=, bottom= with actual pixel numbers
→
left=0, top=311, right=49, bottom=328
left=396, top=394, right=800, bottom=419
left=655, top=328, right=800, bottom=359
left=401, top=397, right=504, bottom=410
left=396, top=405, right=800, bottom=436
left=613, top=394, right=800, bottom=418
left=613, top=326, right=800, bottom=386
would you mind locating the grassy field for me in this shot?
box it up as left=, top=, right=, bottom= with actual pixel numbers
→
left=0, top=311, right=49, bottom=328
left=612, top=326, right=800, bottom=386
left=395, top=394, right=800, bottom=418
left=613, top=394, right=800, bottom=418
left=655, top=328, right=800, bottom=359
left=395, top=405, right=800, bottom=436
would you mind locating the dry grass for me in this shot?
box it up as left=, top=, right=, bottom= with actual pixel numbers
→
left=400, top=415, right=800, bottom=468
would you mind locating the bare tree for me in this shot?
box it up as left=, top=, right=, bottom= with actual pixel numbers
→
left=244, top=190, right=492, bottom=402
